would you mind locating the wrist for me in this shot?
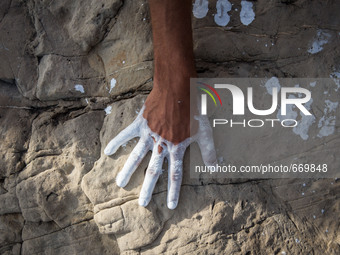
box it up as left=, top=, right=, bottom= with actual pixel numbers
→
left=152, top=65, right=196, bottom=94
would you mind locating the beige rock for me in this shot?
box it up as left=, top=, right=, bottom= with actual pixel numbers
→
left=21, top=220, right=119, bottom=255
left=0, top=214, right=24, bottom=248
left=0, top=0, right=339, bottom=254
left=36, top=54, right=106, bottom=101
left=25, top=0, right=123, bottom=56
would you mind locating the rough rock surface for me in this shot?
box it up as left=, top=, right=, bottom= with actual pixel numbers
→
left=0, top=0, right=339, bottom=254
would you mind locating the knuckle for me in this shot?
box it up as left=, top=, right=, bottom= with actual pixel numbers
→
left=171, top=170, right=182, bottom=181
left=146, top=168, right=160, bottom=177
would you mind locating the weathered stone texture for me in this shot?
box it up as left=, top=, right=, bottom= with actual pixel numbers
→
left=0, top=0, right=339, bottom=254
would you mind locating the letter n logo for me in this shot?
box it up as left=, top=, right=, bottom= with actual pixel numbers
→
left=198, top=82, right=222, bottom=115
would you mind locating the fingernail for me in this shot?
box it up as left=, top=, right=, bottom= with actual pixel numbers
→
left=104, top=147, right=111, bottom=155
left=116, top=177, right=126, bottom=188
left=168, top=201, right=177, bottom=210
left=139, top=198, right=148, bottom=207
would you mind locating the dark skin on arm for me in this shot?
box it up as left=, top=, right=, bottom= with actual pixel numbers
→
left=143, top=0, right=196, bottom=144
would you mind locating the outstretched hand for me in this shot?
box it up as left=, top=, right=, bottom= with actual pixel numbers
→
left=104, top=0, right=215, bottom=209
left=104, top=95, right=216, bottom=209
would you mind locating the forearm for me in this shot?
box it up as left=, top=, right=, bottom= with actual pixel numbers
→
left=148, top=0, right=196, bottom=95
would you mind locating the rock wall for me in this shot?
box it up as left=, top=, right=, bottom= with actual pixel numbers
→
left=0, top=0, right=339, bottom=254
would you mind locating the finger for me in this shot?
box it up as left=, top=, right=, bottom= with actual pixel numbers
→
left=104, top=118, right=141, bottom=155
left=138, top=147, right=165, bottom=207
left=197, top=117, right=217, bottom=166
left=116, top=137, right=152, bottom=187
left=167, top=149, right=185, bottom=210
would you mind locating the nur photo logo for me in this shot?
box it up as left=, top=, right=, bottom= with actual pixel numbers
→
left=197, top=81, right=223, bottom=115
left=196, top=79, right=313, bottom=128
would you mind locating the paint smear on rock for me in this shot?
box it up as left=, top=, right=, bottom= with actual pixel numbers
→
left=240, top=1, right=255, bottom=26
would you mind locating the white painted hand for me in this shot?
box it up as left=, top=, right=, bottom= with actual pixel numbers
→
left=104, top=106, right=217, bottom=209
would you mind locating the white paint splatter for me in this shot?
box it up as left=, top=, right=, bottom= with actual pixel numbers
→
left=214, top=0, right=232, bottom=27
left=104, top=106, right=112, bottom=115
left=240, top=1, right=255, bottom=26
left=109, top=78, right=116, bottom=93
left=310, top=81, right=316, bottom=87
left=317, top=100, right=338, bottom=137
left=330, top=71, right=340, bottom=91
left=277, top=92, right=314, bottom=140
left=193, top=0, right=209, bottom=19
left=74, top=84, right=85, bottom=93
left=331, top=71, right=340, bottom=78
left=265, top=77, right=281, bottom=95
left=307, top=30, right=331, bottom=54
left=292, top=98, right=315, bottom=140
left=277, top=97, right=298, bottom=126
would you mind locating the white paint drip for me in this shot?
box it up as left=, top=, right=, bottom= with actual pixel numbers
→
left=240, top=1, right=255, bottom=26
left=265, top=77, right=281, bottom=95
left=214, top=0, right=232, bottom=27
left=193, top=0, right=209, bottom=19
left=277, top=95, right=298, bottom=125
left=330, top=71, right=340, bottom=91
left=310, top=81, right=316, bottom=87
left=104, top=106, right=112, bottom=115
left=277, top=90, right=315, bottom=140
left=307, top=30, right=331, bottom=54
left=74, top=84, right=85, bottom=93
left=292, top=99, right=315, bottom=140
left=317, top=100, right=338, bottom=137
left=109, top=78, right=116, bottom=93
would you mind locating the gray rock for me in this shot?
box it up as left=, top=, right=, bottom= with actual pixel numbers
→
left=0, top=0, right=339, bottom=254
